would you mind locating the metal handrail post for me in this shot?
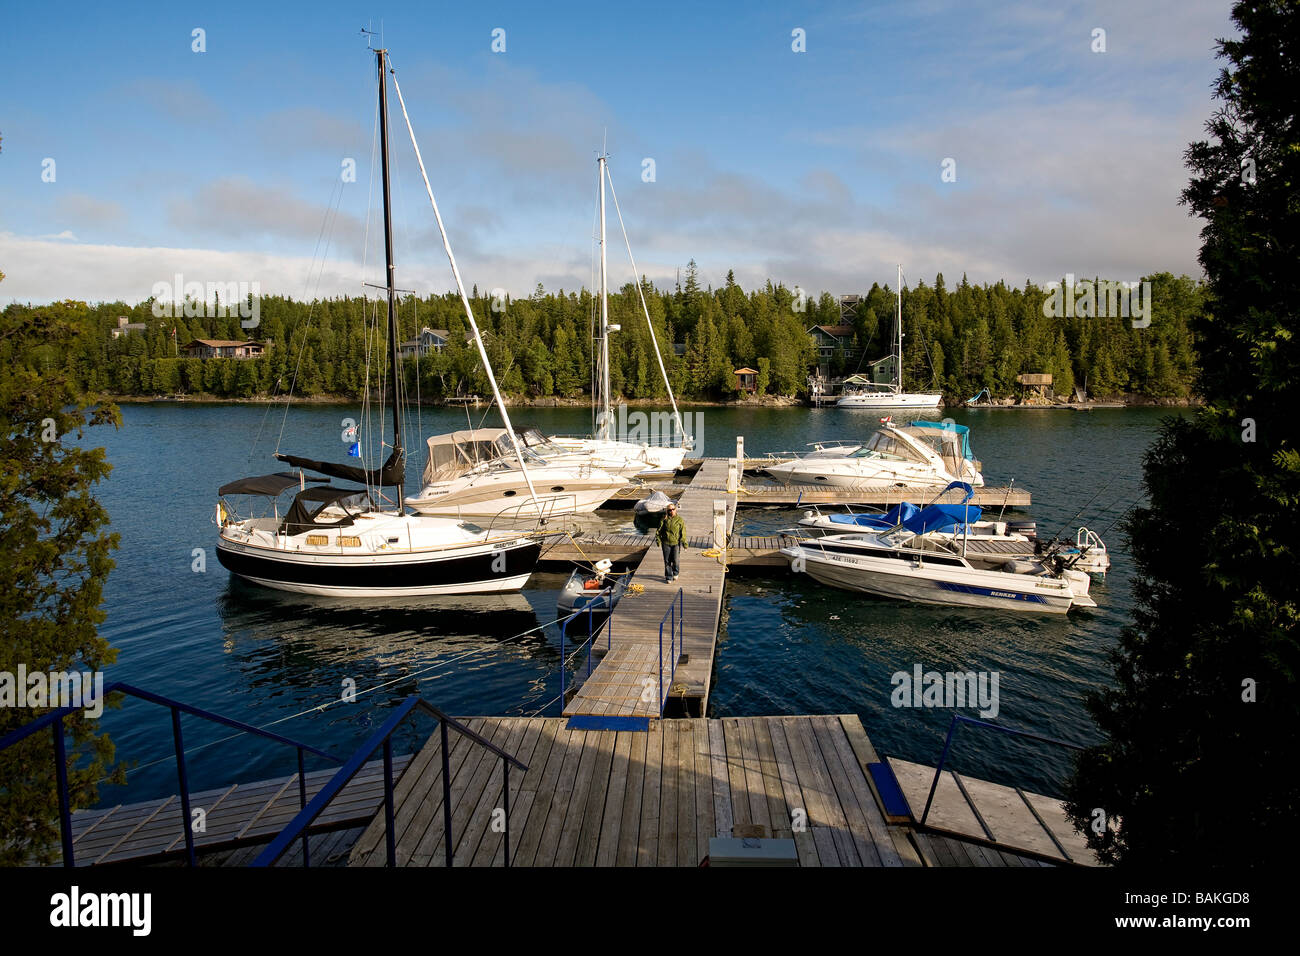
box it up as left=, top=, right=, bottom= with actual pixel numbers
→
left=501, top=756, right=511, bottom=867
left=920, top=715, right=960, bottom=826
left=919, top=713, right=1086, bottom=827
left=658, top=616, right=665, bottom=716
left=171, top=706, right=197, bottom=867
left=383, top=738, right=397, bottom=866
left=560, top=615, right=568, bottom=708
left=441, top=720, right=453, bottom=868
left=297, top=746, right=309, bottom=866
left=51, top=717, right=74, bottom=867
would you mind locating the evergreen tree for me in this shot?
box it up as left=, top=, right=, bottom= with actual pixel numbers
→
left=1064, top=0, right=1300, bottom=866
left=0, top=287, right=125, bottom=864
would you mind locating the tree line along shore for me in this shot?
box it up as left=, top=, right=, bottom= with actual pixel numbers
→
left=4, top=264, right=1203, bottom=405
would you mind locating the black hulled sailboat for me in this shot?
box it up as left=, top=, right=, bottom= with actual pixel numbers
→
left=214, top=47, right=541, bottom=596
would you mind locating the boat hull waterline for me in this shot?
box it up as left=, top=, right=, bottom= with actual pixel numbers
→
left=781, top=543, right=1094, bottom=615
left=216, top=534, right=542, bottom=597
left=836, top=392, right=943, bottom=409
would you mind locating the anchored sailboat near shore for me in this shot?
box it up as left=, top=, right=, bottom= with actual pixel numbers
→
left=837, top=264, right=942, bottom=409
left=215, top=47, right=543, bottom=595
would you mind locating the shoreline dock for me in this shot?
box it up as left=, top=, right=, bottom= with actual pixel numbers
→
left=45, top=451, right=1094, bottom=869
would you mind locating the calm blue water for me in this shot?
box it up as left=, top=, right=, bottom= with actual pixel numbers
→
left=84, top=402, right=1173, bottom=803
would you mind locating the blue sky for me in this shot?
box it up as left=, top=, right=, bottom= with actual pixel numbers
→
left=0, top=0, right=1234, bottom=305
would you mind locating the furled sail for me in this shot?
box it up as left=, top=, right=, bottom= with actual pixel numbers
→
left=275, top=446, right=404, bottom=488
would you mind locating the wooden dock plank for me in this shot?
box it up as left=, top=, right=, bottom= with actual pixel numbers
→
left=721, top=719, right=750, bottom=834
left=750, top=717, right=791, bottom=839
left=765, top=717, right=820, bottom=868
left=692, top=720, right=714, bottom=866
left=636, top=723, right=664, bottom=866
left=816, top=716, right=902, bottom=867
left=512, top=724, right=574, bottom=867
left=571, top=730, right=618, bottom=868
left=706, top=719, right=732, bottom=842
left=656, top=721, right=681, bottom=866
left=675, top=722, right=698, bottom=867
left=491, top=719, right=560, bottom=866
left=614, top=727, right=648, bottom=867
left=787, top=717, right=860, bottom=865
left=532, top=725, right=590, bottom=867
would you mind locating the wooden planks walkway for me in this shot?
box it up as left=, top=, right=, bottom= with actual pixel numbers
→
left=349, top=715, right=909, bottom=867
left=887, top=757, right=1099, bottom=865
left=610, top=474, right=1030, bottom=509
left=347, top=715, right=1071, bottom=868
left=563, top=459, right=736, bottom=717
left=66, top=756, right=409, bottom=866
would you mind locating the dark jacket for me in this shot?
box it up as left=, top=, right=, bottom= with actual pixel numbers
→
left=657, top=513, right=687, bottom=546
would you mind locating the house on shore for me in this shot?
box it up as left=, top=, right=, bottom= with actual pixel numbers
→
left=111, top=316, right=147, bottom=338
left=806, top=324, right=860, bottom=376
left=181, top=339, right=268, bottom=360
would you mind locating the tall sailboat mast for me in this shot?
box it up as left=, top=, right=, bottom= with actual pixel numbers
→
left=896, top=263, right=904, bottom=392
left=597, top=152, right=612, bottom=441
left=377, top=48, right=404, bottom=499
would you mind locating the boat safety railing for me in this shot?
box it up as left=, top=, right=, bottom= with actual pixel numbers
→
left=0, top=681, right=342, bottom=868
left=919, top=713, right=1085, bottom=827
left=253, top=695, right=527, bottom=868
left=482, top=493, right=582, bottom=535
left=658, top=587, right=685, bottom=715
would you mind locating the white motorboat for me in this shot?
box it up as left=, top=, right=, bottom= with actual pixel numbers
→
left=404, top=428, right=628, bottom=518
left=216, top=48, right=541, bottom=596
left=549, top=151, right=692, bottom=476
left=1059, top=527, right=1111, bottom=576
left=780, top=530, right=1097, bottom=614
left=795, top=502, right=1042, bottom=569
left=837, top=265, right=942, bottom=409
left=765, top=420, right=984, bottom=488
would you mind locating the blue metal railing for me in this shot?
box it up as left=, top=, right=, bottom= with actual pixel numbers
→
left=0, top=681, right=340, bottom=867
left=558, top=588, right=617, bottom=708
left=253, top=695, right=527, bottom=867
left=658, top=587, right=685, bottom=714
left=919, top=713, right=1085, bottom=826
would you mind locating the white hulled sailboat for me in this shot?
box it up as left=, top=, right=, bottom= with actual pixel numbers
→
left=837, top=265, right=942, bottom=409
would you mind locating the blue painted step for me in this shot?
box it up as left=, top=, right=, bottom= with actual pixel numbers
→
left=566, top=715, right=652, bottom=732
left=868, top=761, right=913, bottom=822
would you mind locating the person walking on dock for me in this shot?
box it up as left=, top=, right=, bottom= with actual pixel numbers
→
left=657, top=502, right=686, bottom=583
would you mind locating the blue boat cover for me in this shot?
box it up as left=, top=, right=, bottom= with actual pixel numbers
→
left=901, top=503, right=983, bottom=534
left=913, top=420, right=976, bottom=461
left=827, top=502, right=919, bottom=530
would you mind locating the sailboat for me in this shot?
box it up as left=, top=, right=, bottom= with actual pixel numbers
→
left=215, top=47, right=542, bottom=595
left=837, top=264, right=942, bottom=409
left=403, top=425, right=633, bottom=518
left=548, top=151, right=691, bottom=476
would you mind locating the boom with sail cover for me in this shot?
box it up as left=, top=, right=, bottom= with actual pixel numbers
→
left=274, top=446, right=403, bottom=488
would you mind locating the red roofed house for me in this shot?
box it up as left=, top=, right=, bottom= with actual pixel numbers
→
left=182, top=339, right=268, bottom=360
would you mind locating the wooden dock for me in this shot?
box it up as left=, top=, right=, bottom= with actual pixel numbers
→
left=347, top=715, right=1085, bottom=867
left=608, top=476, right=1031, bottom=510
left=563, top=458, right=737, bottom=718
left=64, top=756, right=409, bottom=866
left=887, top=757, right=1099, bottom=865
left=540, top=531, right=794, bottom=571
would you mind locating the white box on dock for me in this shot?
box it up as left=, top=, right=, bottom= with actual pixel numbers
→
left=708, top=837, right=799, bottom=867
